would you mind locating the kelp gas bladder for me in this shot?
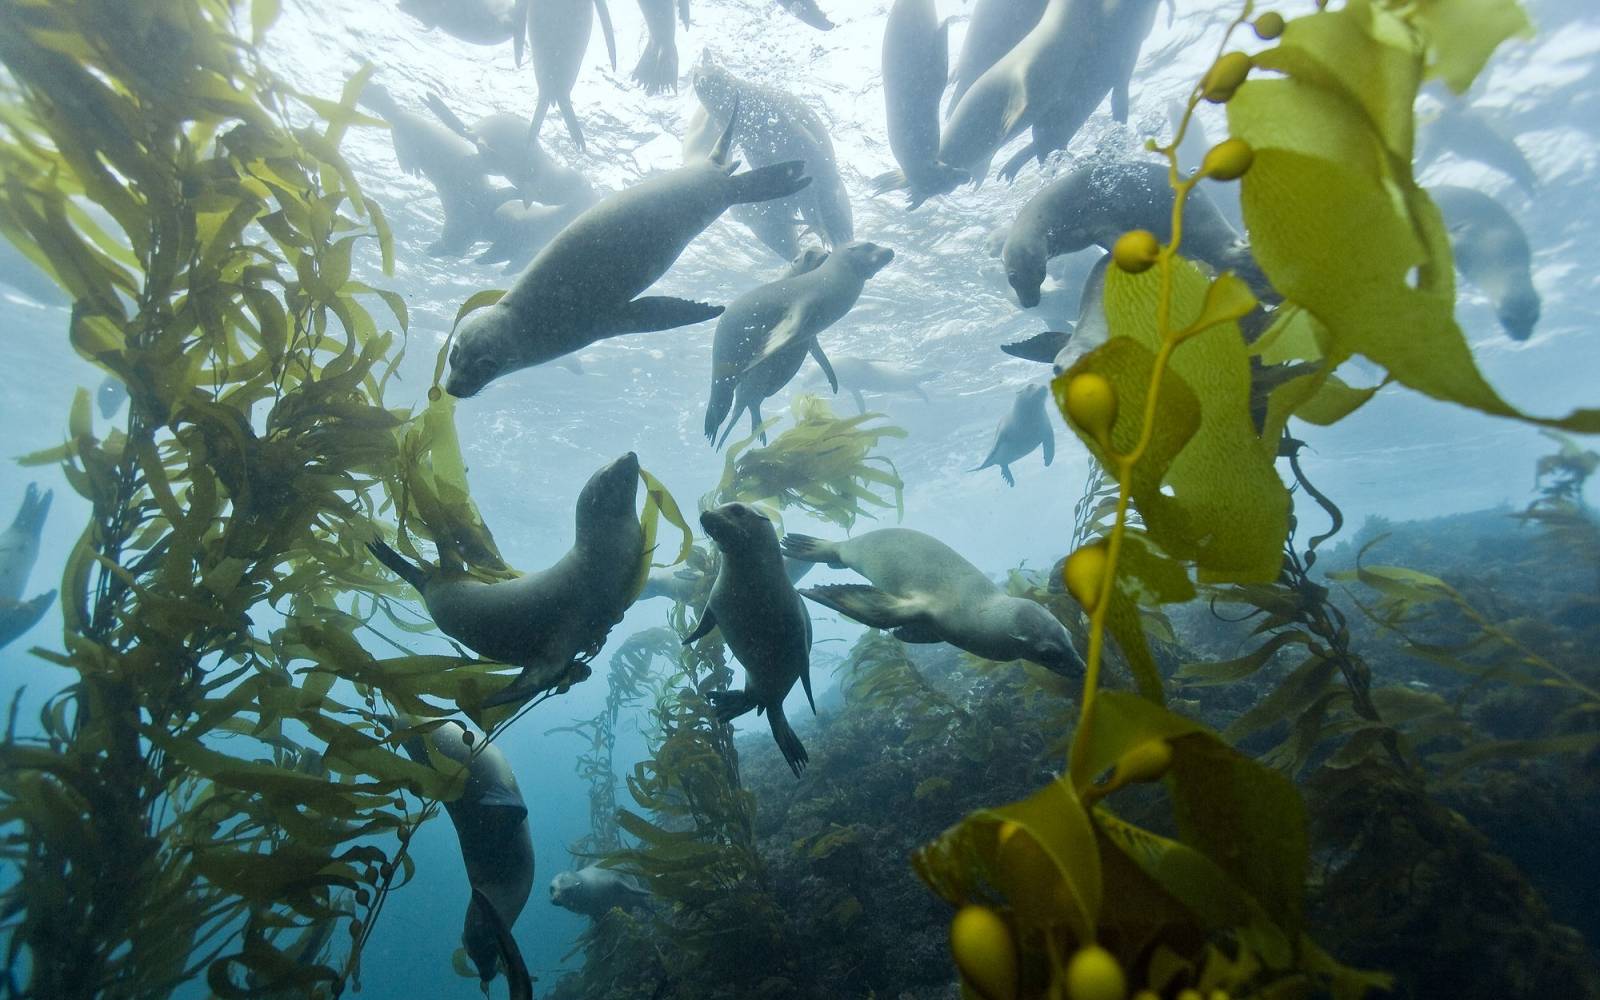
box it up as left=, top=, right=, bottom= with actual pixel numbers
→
left=917, top=1, right=1594, bottom=998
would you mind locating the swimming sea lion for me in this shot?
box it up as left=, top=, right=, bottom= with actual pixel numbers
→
left=705, top=241, right=895, bottom=447
left=0, top=483, right=55, bottom=652
left=973, top=383, right=1055, bottom=487
left=682, top=104, right=811, bottom=261
left=634, top=0, right=688, bottom=95
left=1000, top=252, right=1109, bottom=373
left=996, top=0, right=1161, bottom=182
left=446, top=107, right=811, bottom=396
left=549, top=864, right=652, bottom=917
left=685, top=503, right=815, bottom=776
left=528, top=0, right=617, bottom=152
left=947, top=0, right=1047, bottom=113
left=775, top=0, right=833, bottom=30
left=782, top=528, right=1084, bottom=676
left=400, top=720, right=534, bottom=985
left=359, top=84, right=519, bottom=257
left=802, top=357, right=939, bottom=412
left=367, top=453, right=643, bottom=708
left=399, top=0, right=530, bottom=65
left=1430, top=184, right=1541, bottom=341
left=872, top=0, right=968, bottom=208
left=425, top=96, right=594, bottom=206
left=1001, top=158, right=1247, bottom=308
left=692, top=58, right=853, bottom=248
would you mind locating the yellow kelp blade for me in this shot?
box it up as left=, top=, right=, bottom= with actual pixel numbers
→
left=631, top=466, right=695, bottom=602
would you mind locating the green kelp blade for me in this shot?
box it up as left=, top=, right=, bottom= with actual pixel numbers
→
left=913, top=777, right=1101, bottom=945
left=1229, top=4, right=1600, bottom=432
left=1102, top=258, right=1292, bottom=583
left=394, top=389, right=513, bottom=576
left=631, top=466, right=694, bottom=602
left=432, top=288, right=507, bottom=388
left=1408, top=0, right=1534, bottom=94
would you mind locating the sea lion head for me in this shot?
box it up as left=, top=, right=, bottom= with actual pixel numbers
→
left=549, top=870, right=586, bottom=911
left=1010, top=600, right=1083, bottom=677
left=576, top=452, right=640, bottom=532
left=690, top=53, right=736, bottom=116
left=838, top=241, right=895, bottom=278
left=1003, top=232, right=1048, bottom=309
left=445, top=308, right=524, bottom=398
left=699, top=502, right=777, bottom=553
left=1498, top=285, right=1540, bottom=341
left=1020, top=383, right=1049, bottom=407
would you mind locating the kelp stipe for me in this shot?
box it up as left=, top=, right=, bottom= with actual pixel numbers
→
left=913, top=1, right=1585, bottom=996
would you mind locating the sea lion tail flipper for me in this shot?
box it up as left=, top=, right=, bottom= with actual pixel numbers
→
left=808, top=343, right=838, bottom=393
left=366, top=539, right=428, bottom=593
left=632, top=33, right=678, bottom=95
left=851, top=388, right=866, bottom=413
left=593, top=0, right=618, bottom=71
left=677, top=0, right=690, bottom=29
left=704, top=383, right=735, bottom=443
left=799, top=583, right=918, bottom=630
left=469, top=888, right=533, bottom=1000
left=704, top=687, right=757, bottom=722
left=868, top=168, right=908, bottom=197
left=0, top=590, right=56, bottom=650
left=799, top=657, right=816, bottom=715
left=511, top=0, right=528, bottom=66
left=605, top=296, right=724, bottom=337
left=556, top=95, right=586, bottom=153
left=767, top=702, right=808, bottom=777
left=997, top=141, right=1038, bottom=184
left=725, top=160, right=812, bottom=206
left=1000, top=464, right=1015, bottom=488
left=779, top=533, right=844, bottom=568
left=682, top=608, right=718, bottom=644
left=12, top=484, right=51, bottom=535
left=1041, top=421, right=1055, bottom=467
left=1000, top=329, right=1072, bottom=364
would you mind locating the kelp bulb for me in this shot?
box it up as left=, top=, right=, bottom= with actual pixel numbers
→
left=1065, top=543, right=1110, bottom=613
left=461, top=731, right=476, bottom=747
left=1111, top=739, right=1174, bottom=787
left=1201, top=52, right=1252, bottom=103
left=1253, top=12, right=1285, bottom=39
left=1176, top=990, right=1203, bottom=1000
left=950, top=905, right=1018, bottom=1000
left=1133, top=992, right=1162, bottom=1000
left=1065, top=373, right=1117, bottom=444
left=1065, top=945, right=1126, bottom=1000
left=1112, top=230, right=1160, bottom=274
left=1208, top=992, right=1232, bottom=1000
left=1201, top=139, right=1254, bottom=181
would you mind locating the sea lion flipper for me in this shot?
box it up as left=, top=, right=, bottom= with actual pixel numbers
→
left=800, top=583, right=919, bottom=630
left=725, top=161, right=812, bottom=207
left=367, top=539, right=428, bottom=592
left=1000, top=464, right=1015, bottom=488
left=850, top=388, right=866, bottom=413
left=0, top=591, right=56, bottom=650
left=1000, top=329, right=1072, bottom=364
left=511, top=0, right=528, bottom=67
left=469, top=888, right=533, bottom=1000
left=779, top=533, right=843, bottom=567
left=808, top=342, right=838, bottom=394
left=593, top=0, right=618, bottom=71
left=604, top=296, right=724, bottom=336
left=743, top=315, right=805, bottom=374
left=683, top=608, right=718, bottom=644
left=556, top=96, right=586, bottom=152
left=798, top=658, right=815, bottom=715
left=424, top=92, right=472, bottom=141
left=1111, top=78, right=1130, bottom=123
left=1041, top=420, right=1055, bottom=467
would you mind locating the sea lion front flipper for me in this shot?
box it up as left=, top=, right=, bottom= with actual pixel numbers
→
left=0, top=591, right=56, bottom=650
left=1000, top=328, right=1071, bottom=364
left=850, top=388, right=866, bottom=413
left=682, top=608, right=718, bottom=644
left=780, top=533, right=844, bottom=568
left=603, top=296, right=725, bottom=336
left=593, top=0, right=618, bottom=71
left=800, top=584, right=920, bottom=630
left=743, top=314, right=806, bottom=373
left=808, top=342, right=838, bottom=394
left=1041, top=420, right=1055, bottom=467
left=425, top=92, right=473, bottom=141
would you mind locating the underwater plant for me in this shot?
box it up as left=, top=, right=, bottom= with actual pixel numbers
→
left=908, top=0, right=1598, bottom=996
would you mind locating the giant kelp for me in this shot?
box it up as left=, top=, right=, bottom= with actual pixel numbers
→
left=0, top=2, right=510, bottom=996
left=912, top=1, right=1589, bottom=997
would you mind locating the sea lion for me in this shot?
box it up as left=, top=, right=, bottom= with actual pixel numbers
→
left=400, top=720, right=534, bottom=986
left=775, top=0, right=833, bottom=30
left=996, top=0, right=1161, bottom=181
left=682, top=104, right=810, bottom=261
left=685, top=503, right=815, bottom=776
left=425, top=96, right=594, bottom=206
left=528, top=0, right=618, bottom=152
left=445, top=108, right=811, bottom=396
left=476, top=191, right=598, bottom=273
left=0, top=483, right=55, bottom=652
left=1001, top=158, right=1247, bottom=308
left=549, top=864, right=652, bottom=917
left=634, top=0, right=689, bottom=95
left=367, top=453, right=643, bottom=708
left=802, top=357, right=939, bottom=412
left=948, top=0, right=1048, bottom=113
left=973, top=383, right=1055, bottom=487
left=692, top=58, right=853, bottom=248
left=1430, top=185, right=1540, bottom=341
left=1420, top=103, right=1539, bottom=196
left=872, top=0, right=968, bottom=208
left=704, top=242, right=895, bottom=447
left=399, top=0, right=530, bottom=64
left=359, top=84, right=519, bottom=257
left=640, top=546, right=814, bottom=604
left=1000, top=252, right=1109, bottom=374
left=782, top=528, right=1084, bottom=676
